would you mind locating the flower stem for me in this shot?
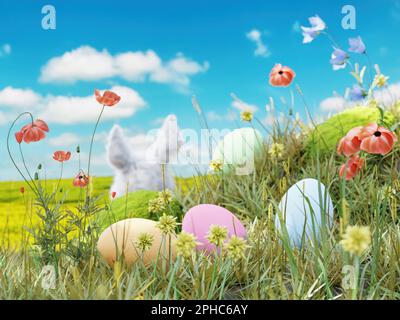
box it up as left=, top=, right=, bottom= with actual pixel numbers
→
left=87, top=105, right=105, bottom=178
left=6, top=112, right=35, bottom=192
left=19, top=144, right=40, bottom=195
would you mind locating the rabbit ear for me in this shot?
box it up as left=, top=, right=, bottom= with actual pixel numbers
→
left=149, top=114, right=184, bottom=164
left=107, top=125, right=132, bottom=170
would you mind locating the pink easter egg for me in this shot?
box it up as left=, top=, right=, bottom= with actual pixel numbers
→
left=182, top=204, right=247, bottom=253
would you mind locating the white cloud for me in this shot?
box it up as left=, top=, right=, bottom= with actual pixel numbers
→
left=246, top=29, right=270, bottom=58
left=39, top=46, right=209, bottom=89
left=41, top=86, right=146, bottom=124
left=231, top=93, right=258, bottom=113
left=114, top=50, right=161, bottom=81
left=319, top=96, right=347, bottom=112
left=48, top=132, right=81, bottom=147
left=0, top=44, right=11, bottom=57
left=0, top=111, right=9, bottom=125
left=39, top=46, right=115, bottom=83
left=0, top=85, right=146, bottom=125
left=374, top=82, right=400, bottom=106
left=319, top=82, right=400, bottom=114
left=0, top=86, right=41, bottom=108
left=151, top=54, right=209, bottom=87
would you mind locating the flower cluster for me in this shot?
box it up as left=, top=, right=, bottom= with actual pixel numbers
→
left=340, top=225, right=371, bottom=256
left=148, top=189, right=182, bottom=220
left=148, top=189, right=172, bottom=215
left=269, top=142, right=284, bottom=159
left=224, top=235, right=247, bottom=261
left=175, top=231, right=198, bottom=259
left=206, top=225, right=228, bottom=247
left=135, top=232, right=154, bottom=252
left=337, top=123, right=397, bottom=180
left=156, top=214, right=178, bottom=235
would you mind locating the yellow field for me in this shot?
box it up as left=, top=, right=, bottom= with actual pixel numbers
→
left=0, top=177, right=113, bottom=248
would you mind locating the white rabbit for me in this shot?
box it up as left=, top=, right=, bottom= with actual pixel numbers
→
left=106, top=114, right=183, bottom=198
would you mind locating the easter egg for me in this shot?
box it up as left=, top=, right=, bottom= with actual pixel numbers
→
left=274, top=178, right=334, bottom=247
left=96, top=190, right=182, bottom=232
left=212, top=128, right=264, bottom=174
left=97, top=218, right=176, bottom=267
left=182, top=204, right=246, bottom=253
left=306, top=106, right=394, bottom=155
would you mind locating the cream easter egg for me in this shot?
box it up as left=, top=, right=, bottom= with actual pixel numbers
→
left=212, top=128, right=264, bottom=174
left=97, top=218, right=176, bottom=266
left=275, top=178, right=334, bottom=247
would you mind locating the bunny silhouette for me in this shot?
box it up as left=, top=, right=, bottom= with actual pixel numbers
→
left=106, top=115, right=183, bottom=198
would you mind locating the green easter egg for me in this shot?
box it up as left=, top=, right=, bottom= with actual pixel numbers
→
left=212, top=128, right=264, bottom=173
left=306, top=106, right=394, bottom=155
left=96, top=190, right=158, bottom=231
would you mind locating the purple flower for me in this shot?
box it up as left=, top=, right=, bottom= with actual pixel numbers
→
left=330, top=47, right=349, bottom=70
left=301, top=15, right=326, bottom=44
left=349, top=85, right=366, bottom=101
left=348, top=36, right=366, bottom=54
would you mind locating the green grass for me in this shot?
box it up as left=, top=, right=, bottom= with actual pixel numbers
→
left=306, top=106, right=395, bottom=155
left=1, top=106, right=400, bottom=300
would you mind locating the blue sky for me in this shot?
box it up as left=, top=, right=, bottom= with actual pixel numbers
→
left=0, top=0, right=400, bottom=180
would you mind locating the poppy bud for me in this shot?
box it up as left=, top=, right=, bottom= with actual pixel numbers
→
left=37, top=164, right=42, bottom=170
left=34, top=172, right=39, bottom=180
left=76, top=145, right=80, bottom=153
left=20, top=187, right=25, bottom=194
left=111, top=191, right=117, bottom=199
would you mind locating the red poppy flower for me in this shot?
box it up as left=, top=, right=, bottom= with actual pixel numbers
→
left=111, top=191, right=117, bottom=199
left=358, top=123, right=397, bottom=155
left=73, top=172, right=90, bottom=187
left=53, top=151, right=71, bottom=163
left=269, top=64, right=296, bottom=87
left=339, top=155, right=364, bottom=180
left=337, top=126, right=363, bottom=157
left=94, top=89, right=121, bottom=107
left=15, top=119, right=49, bottom=144
left=20, top=187, right=25, bottom=194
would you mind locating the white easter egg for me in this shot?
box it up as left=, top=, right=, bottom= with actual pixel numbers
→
left=275, top=178, right=334, bottom=247
left=97, top=218, right=176, bottom=267
left=212, top=128, right=264, bottom=174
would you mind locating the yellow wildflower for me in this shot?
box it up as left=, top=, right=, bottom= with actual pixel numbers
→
left=135, top=232, right=154, bottom=252
left=206, top=225, right=228, bottom=247
left=374, top=74, right=389, bottom=88
left=209, top=159, right=223, bottom=172
left=156, top=214, right=178, bottom=235
left=340, top=225, right=371, bottom=256
left=176, top=231, right=197, bottom=259
left=241, top=110, right=253, bottom=122
left=225, top=235, right=247, bottom=261
left=269, top=142, right=284, bottom=159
